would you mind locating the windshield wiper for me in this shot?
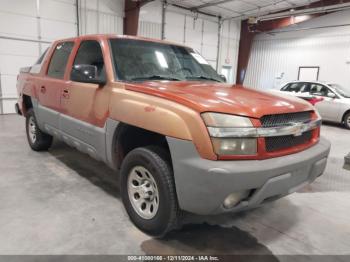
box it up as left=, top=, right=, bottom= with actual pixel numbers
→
left=186, top=75, right=222, bottom=82
left=131, top=75, right=182, bottom=81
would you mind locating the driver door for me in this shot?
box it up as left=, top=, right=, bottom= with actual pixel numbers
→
left=60, top=39, right=109, bottom=157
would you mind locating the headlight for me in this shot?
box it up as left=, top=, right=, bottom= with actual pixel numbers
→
left=212, top=138, right=257, bottom=155
left=202, top=113, right=257, bottom=156
left=202, top=112, right=253, bottom=127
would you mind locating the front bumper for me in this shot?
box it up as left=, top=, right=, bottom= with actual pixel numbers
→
left=167, top=137, right=331, bottom=215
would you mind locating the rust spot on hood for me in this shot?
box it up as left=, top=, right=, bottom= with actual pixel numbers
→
left=144, top=106, right=156, bottom=112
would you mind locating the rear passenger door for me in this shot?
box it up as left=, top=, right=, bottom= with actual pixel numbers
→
left=36, top=41, right=74, bottom=129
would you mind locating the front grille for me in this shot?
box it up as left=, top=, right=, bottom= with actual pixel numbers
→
left=261, top=111, right=312, bottom=128
left=261, top=111, right=314, bottom=152
left=265, top=130, right=313, bottom=152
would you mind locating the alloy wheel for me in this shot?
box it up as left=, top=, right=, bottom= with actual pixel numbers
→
left=127, top=166, right=159, bottom=220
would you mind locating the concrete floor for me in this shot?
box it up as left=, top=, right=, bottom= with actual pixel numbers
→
left=0, top=114, right=350, bottom=259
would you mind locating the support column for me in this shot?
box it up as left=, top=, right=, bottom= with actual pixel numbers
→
left=124, top=0, right=154, bottom=35
left=236, top=20, right=255, bottom=85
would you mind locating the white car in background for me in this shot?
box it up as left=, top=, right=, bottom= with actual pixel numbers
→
left=278, top=81, right=350, bottom=129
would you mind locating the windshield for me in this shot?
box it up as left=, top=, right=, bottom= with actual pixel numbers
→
left=329, top=84, right=350, bottom=98
left=109, top=39, right=223, bottom=83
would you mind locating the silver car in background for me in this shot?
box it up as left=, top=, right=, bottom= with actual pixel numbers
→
left=279, top=81, right=350, bottom=129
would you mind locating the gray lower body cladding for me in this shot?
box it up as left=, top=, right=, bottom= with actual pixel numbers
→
left=31, top=98, right=119, bottom=170
left=30, top=98, right=331, bottom=215
left=167, top=137, right=331, bottom=215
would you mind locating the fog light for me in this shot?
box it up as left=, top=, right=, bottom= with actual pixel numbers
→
left=223, top=191, right=250, bottom=209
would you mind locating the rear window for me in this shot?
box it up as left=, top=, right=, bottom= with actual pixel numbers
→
left=35, top=48, right=48, bottom=65
left=47, top=42, right=74, bottom=79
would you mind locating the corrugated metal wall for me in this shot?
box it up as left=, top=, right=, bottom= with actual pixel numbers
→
left=244, top=10, right=350, bottom=90
left=218, top=19, right=240, bottom=83
left=138, top=21, right=162, bottom=39
left=164, top=6, right=219, bottom=69
left=78, top=0, right=124, bottom=35
left=138, top=1, right=162, bottom=39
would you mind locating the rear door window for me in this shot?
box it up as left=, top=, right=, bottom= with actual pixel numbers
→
left=47, top=41, right=74, bottom=79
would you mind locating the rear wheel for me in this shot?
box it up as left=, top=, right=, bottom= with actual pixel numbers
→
left=344, top=112, right=350, bottom=130
left=120, top=146, right=181, bottom=237
left=25, top=109, right=53, bottom=151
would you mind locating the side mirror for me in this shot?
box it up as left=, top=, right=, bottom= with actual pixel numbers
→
left=219, top=74, right=227, bottom=83
left=327, top=92, right=337, bottom=99
left=71, top=64, right=106, bottom=86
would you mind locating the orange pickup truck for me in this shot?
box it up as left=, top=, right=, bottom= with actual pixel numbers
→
left=16, top=34, right=330, bottom=237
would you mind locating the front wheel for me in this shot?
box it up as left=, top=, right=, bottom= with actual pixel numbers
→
left=344, top=112, right=350, bottom=130
left=120, top=146, right=181, bottom=237
left=25, top=109, right=53, bottom=151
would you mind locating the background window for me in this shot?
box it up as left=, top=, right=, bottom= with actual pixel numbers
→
left=72, top=40, right=106, bottom=80
left=47, top=42, right=74, bottom=79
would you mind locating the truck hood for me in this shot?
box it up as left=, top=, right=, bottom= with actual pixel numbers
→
left=125, top=81, right=313, bottom=118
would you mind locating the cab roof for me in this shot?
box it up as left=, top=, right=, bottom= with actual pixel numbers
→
left=54, top=34, right=189, bottom=48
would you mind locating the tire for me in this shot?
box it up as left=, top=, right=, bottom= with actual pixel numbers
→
left=25, top=109, right=53, bottom=151
left=344, top=112, right=350, bottom=130
left=120, top=146, right=181, bottom=237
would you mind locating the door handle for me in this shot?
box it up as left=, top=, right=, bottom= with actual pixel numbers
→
left=40, top=86, right=46, bottom=93
left=62, top=89, right=70, bottom=99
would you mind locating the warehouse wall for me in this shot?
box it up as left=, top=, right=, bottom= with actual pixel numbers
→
left=0, top=0, right=123, bottom=114
left=138, top=1, right=241, bottom=83
left=218, top=19, right=241, bottom=84
left=78, top=0, right=124, bottom=35
left=244, top=10, right=350, bottom=90
left=0, top=0, right=77, bottom=114
left=138, top=1, right=162, bottom=39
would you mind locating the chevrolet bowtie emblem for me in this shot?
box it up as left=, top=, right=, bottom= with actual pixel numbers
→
left=291, top=123, right=304, bottom=137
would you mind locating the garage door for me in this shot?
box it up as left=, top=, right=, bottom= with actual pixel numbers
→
left=164, top=6, right=219, bottom=69
left=0, top=0, right=124, bottom=115
left=0, top=0, right=77, bottom=114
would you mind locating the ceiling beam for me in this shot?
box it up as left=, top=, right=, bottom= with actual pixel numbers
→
left=259, top=0, right=350, bottom=21
left=224, top=0, right=350, bottom=20
left=169, top=3, right=220, bottom=17
left=191, top=0, right=237, bottom=11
